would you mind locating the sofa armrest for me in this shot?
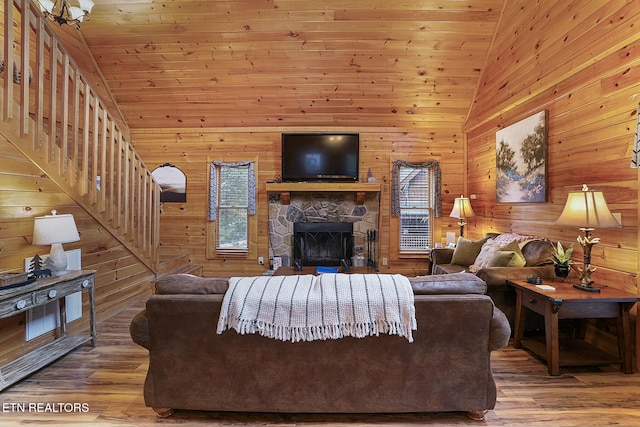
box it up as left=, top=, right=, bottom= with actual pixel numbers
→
left=430, top=248, right=455, bottom=273
left=154, top=274, right=229, bottom=295
left=130, top=309, right=150, bottom=350
left=489, top=307, right=511, bottom=351
left=475, top=265, right=556, bottom=287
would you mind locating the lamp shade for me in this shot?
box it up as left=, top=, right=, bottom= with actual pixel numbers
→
left=449, top=196, right=475, bottom=219
left=77, top=0, right=95, bottom=13
left=68, top=6, right=86, bottom=21
left=556, top=185, right=621, bottom=229
left=33, top=210, right=80, bottom=245
left=37, top=0, right=56, bottom=13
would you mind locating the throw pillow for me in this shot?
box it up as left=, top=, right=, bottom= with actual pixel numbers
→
left=451, top=235, right=489, bottom=266
left=486, top=250, right=527, bottom=267
left=484, top=240, right=527, bottom=267
left=497, top=240, right=526, bottom=264
left=470, top=238, right=497, bottom=271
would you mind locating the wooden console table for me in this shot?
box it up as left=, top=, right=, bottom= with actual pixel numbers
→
left=508, top=279, right=639, bottom=376
left=0, top=270, right=96, bottom=391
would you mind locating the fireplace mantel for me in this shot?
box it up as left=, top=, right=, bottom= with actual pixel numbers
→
left=266, top=182, right=381, bottom=205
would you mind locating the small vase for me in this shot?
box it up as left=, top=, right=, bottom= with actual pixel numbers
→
left=554, top=264, right=570, bottom=278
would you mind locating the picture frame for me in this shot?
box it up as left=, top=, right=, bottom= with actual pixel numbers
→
left=496, top=110, right=547, bottom=203
left=152, top=163, right=187, bottom=202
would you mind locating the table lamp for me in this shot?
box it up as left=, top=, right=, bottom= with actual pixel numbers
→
left=556, top=184, right=621, bottom=292
left=33, top=210, right=80, bottom=275
left=449, top=195, right=475, bottom=237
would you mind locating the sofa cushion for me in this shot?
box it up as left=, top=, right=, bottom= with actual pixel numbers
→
left=451, top=236, right=489, bottom=266
left=409, top=272, right=487, bottom=295
left=521, top=239, right=555, bottom=266
left=154, top=274, right=229, bottom=295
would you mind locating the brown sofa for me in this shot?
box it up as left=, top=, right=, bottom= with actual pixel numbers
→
left=431, top=233, right=556, bottom=328
left=130, top=273, right=510, bottom=420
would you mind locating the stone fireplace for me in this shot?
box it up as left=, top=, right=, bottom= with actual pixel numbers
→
left=267, top=189, right=379, bottom=267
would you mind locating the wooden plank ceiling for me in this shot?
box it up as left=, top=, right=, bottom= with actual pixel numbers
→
left=79, top=0, right=504, bottom=129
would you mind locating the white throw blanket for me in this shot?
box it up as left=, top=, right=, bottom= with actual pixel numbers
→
left=216, top=273, right=417, bottom=343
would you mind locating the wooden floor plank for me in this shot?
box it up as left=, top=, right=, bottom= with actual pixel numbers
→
left=0, top=298, right=639, bottom=426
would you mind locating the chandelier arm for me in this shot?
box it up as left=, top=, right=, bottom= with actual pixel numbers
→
left=37, top=0, right=92, bottom=27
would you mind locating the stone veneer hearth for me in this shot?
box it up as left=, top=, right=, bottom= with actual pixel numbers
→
left=268, top=191, right=379, bottom=267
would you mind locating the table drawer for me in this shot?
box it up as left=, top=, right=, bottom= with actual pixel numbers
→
left=522, top=291, right=545, bottom=315
left=33, top=277, right=93, bottom=304
left=0, top=293, right=36, bottom=317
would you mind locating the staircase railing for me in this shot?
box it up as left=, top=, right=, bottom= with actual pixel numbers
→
left=1, top=0, right=159, bottom=271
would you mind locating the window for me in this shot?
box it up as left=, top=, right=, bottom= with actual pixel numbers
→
left=392, top=161, right=441, bottom=253
left=209, top=160, right=256, bottom=255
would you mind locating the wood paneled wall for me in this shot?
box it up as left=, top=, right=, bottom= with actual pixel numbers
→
left=132, top=127, right=466, bottom=278
left=464, top=1, right=640, bottom=358
left=0, top=138, right=153, bottom=365
left=466, top=0, right=639, bottom=291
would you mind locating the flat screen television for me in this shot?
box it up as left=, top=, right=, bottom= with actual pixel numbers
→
left=281, top=133, right=359, bottom=182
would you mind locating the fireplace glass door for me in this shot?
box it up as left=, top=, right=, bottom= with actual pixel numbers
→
left=293, top=222, right=354, bottom=266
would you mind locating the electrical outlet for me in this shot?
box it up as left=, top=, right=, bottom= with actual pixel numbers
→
left=382, top=257, right=388, bottom=266
left=258, top=257, right=264, bottom=265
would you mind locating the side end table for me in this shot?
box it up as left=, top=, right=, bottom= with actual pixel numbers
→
left=508, top=279, right=639, bottom=376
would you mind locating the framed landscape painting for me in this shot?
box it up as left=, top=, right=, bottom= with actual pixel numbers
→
left=152, top=163, right=187, bottom=202
left=496, top=111, right=547, bottom=203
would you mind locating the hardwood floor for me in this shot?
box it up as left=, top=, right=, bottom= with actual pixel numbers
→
left=1, top=299, right=640, bottom=426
